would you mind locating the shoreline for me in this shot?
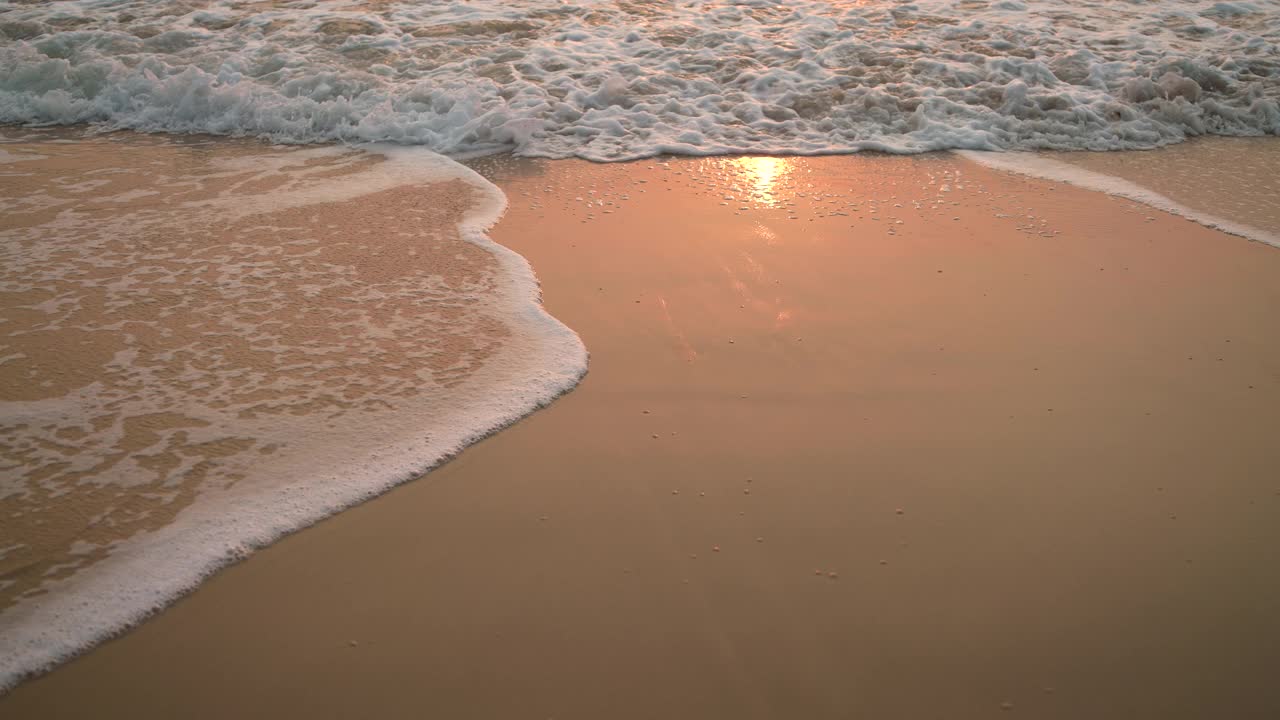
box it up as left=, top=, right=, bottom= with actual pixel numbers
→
left=0, top=130, right=586, bottom=692
left=3, top=135, right=1279, bottom=717
left=959, top=137, right=1280, bottom=248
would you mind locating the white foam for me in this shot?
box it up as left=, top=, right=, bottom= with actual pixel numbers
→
left=0, top=0, right=1276, bottom=160
left=957, top=150, right=1280, bottom=248
left=0, top=143, right=588, bottom=692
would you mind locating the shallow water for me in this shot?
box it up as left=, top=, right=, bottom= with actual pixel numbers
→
left=0, top=129, right=586, bottom=690
left=1046, top=137, right=1280, bottom=238
left=959, top=136, right=1280, bottom=247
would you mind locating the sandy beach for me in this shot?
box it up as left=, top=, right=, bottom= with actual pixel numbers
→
left=4, top=139, right=1279, bottom=718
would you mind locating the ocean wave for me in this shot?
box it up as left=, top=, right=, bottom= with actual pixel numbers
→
left=1, top=0, right=1277, bottom=159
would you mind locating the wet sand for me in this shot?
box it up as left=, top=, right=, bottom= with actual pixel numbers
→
left=4, top=144, right=1280, bottom=718
left=1048, top=137, right=1280, bottom=238
left=0, top=128, right=583, bottom=688
left=0, top=132, right=491, bottom=610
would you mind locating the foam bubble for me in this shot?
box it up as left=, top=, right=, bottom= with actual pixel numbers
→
left=0, top=134, right=587, bottom=691
left=0, top=0, right=1276, bottom=160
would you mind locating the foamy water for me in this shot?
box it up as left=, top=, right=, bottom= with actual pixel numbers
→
left=0, top=132, right=586, bottom=690
left=1, top=0, right=1277, bottom=159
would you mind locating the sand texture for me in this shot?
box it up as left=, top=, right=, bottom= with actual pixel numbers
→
left=3, top=144, right=1280, bottom=718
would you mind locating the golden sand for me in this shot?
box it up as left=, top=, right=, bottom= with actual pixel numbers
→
left=4, top=140, right=1280, bottom=718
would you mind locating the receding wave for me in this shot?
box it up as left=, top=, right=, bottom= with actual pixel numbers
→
left=0, top=131, right=587, bottom=691
left=960, top=141, right=1280, bottom=248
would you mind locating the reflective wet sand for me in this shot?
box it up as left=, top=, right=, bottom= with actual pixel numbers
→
left=5, top=143, right=1277, bottom=717
left=1049, top=137, right=1280, bottom=239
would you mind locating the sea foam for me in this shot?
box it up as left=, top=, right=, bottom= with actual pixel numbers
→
left=959, top=149, right=1280, bottom=247
left=0, top=0, right=1277, bottom=159
left=0, top=137, right=587, bottom=692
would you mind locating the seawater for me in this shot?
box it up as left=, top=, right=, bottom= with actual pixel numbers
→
left=1, top=0, right=1277, bottom=158
left=0, top=132, right=586, bottom=690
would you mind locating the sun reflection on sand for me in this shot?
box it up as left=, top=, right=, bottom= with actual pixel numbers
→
left=732, top=156, right=793, bottom=207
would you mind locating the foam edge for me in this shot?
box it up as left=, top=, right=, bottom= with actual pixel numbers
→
left=0, top=143, right=588, bottom=695
left=956, top=150, right=1280, bottom=250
